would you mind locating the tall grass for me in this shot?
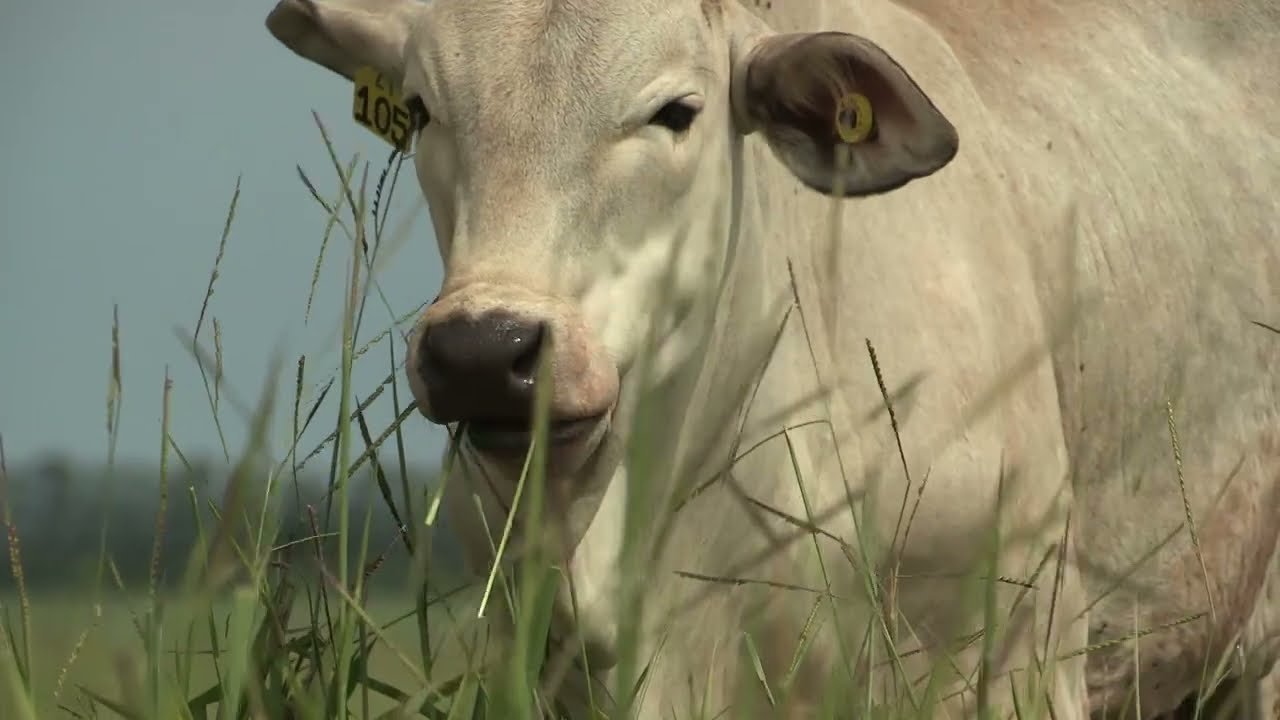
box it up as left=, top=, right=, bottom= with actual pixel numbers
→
left=0, top=117, right=1270, bottom=720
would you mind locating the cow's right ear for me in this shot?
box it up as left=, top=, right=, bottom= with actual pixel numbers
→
left=266, top=0, right=423, bottom=82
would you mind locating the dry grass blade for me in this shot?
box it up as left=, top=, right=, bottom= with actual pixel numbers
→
left=1166, top=401, right=1215, bottom=627
left=865, top=339, right=913, bottom=567
left=148, top=371, right=174, bottom=604
left=0, top=435, right=32, bottom=697
left=298, top=156, right=357, bottom=326
left=193, top=174, right=240, bottom=346
left=212, top=317, right=224, bottom=415
left=171, top=326, right=254, bottom=425
left=1075, top=453, right=1246, bottom=622
left=1250, top=319, right=1278, bottom=335
left=107, top=304, right=123, bottom=438
left=671, top=570, right=846, bottom=599
left=1166, top=400, right=1219, bottom=720
left=53, top=610, right=100, bottom=701
left=1056, top=611, right=1208, bottom=662
left=188, top=177, right=243, bottom=463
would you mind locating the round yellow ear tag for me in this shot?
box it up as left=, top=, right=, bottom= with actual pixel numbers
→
left=835, top=92, right=874, bottom=144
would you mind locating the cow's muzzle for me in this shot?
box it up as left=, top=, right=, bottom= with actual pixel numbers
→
left=410, top=309, right=611, bottom=456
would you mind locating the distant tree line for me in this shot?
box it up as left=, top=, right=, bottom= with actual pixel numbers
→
left=1, top=455, right=466, bottom=593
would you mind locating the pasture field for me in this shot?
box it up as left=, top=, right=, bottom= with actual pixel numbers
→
left=1, top=590, right=481, bottom=719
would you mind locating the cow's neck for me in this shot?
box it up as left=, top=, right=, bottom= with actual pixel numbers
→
left=550, top=135, right=801, bottom=687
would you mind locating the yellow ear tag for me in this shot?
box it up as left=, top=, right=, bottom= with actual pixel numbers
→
left=835, top=92, right=874, bottom=144
left=353, top=66, right=415, bottom=153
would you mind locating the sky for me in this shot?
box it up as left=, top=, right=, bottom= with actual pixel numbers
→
left=0, top=0, right=449, bottom=472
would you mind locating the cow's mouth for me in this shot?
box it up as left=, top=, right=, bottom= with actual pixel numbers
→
left=464, top=414, right=605, bottom=455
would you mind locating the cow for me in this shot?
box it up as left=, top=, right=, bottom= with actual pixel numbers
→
left=264, top=0, right=1280, bottom=717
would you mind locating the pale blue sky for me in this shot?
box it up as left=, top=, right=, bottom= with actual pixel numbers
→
left=0, top=0, right=448, bottom=470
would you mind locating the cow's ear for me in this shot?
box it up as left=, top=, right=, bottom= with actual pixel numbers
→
left=266, top=0, right=423, bottom=82
left=730, top=31, right=959, bottom=197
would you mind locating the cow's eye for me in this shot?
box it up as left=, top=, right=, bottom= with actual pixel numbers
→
left=649, top=100, right=699, bottom=133
left=406, top=96, right=431, bottom=129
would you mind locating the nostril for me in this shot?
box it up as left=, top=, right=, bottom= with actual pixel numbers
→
left=509, top=322, right=546, bottom=383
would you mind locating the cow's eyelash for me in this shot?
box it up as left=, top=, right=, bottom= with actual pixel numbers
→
left=648, top=99, right=700, bottom=133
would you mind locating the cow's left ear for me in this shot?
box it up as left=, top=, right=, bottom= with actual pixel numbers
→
left=266, top=0, right=424, bottom=83
left=730, top=31, right=959, bottom=197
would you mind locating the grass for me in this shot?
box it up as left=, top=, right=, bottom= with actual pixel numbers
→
left=0, top=113, right=1271, bottom=720
left=0, top=591, right=477, bottom=719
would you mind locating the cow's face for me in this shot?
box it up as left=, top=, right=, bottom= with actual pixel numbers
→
left=267, top=0, right=957, bottom=478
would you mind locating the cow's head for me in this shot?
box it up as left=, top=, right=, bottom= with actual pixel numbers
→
left=266, top=0, right=957, bottom=488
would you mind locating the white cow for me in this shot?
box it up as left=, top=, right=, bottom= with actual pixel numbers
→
left=265, top=0, right=1280, bottom=717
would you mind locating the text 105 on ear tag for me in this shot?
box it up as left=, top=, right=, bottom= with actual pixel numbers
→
left=353, top=66, right=414, bottom=152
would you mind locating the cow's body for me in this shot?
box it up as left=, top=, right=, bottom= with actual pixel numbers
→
left=265, top=0, right=1280, bottom=717
left=881, top=2, right=1280, bottom=715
